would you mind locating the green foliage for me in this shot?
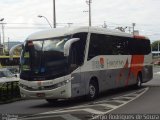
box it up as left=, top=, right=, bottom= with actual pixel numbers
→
left=151, top=40, right=160, bottom=51
left=0, top=82, right=20, bottom=102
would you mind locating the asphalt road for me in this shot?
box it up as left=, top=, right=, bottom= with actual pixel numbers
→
left=0, top=85, right=143, bottom=114
left=0, top=66, right=160, bottom=120
left=110, top=87, right=160, bottom=114
left=110, top=65, right=160, bottom=114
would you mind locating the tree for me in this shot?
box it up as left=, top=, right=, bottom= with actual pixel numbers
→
left=151, top=40, right=160, bottom=51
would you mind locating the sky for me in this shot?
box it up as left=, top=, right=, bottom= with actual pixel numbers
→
left=0, top=0, right=160, bottom=43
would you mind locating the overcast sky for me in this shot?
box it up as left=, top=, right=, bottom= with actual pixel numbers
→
left=0, top=0, right=160, bottom=43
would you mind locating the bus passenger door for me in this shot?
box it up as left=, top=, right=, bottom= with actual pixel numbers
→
left=69, top=42, right=85, bottom=97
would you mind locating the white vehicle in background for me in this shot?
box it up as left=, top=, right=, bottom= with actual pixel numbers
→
left=0, top=68, right=19, bottom=83
left=19, top=27, right=153, bottom=103
left=7, top=67, right=19, bottom=78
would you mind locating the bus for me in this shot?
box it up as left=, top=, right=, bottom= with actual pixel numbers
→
left=19, top=27, right=153, bottom=102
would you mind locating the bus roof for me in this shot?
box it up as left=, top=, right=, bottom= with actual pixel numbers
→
left=26, top=26, right=146, bottom=40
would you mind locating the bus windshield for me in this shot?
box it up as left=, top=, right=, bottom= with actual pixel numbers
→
left=20, top=36, right=71, bottom=81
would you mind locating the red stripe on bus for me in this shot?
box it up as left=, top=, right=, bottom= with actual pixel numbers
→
left=125, top=55, right=144, bottom=86
left=134, top=35, right=146, bottom=39
left=116, top=59, right=129, bottom=85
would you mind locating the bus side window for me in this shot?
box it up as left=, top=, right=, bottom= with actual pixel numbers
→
left=88, top=33, right=113, bottom=60
left=128, top=38, right=151, bottom=55
left=88, top=34, right=130, bottom=59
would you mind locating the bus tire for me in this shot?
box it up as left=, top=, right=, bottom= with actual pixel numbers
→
left=87, top=80, right=98, bottom=101
left=136, top=73, right=142, bottom=88
left=46, top=99, right=57, bottom=104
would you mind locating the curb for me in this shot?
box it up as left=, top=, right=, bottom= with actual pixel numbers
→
left=0, top=98, right=22, bottom=105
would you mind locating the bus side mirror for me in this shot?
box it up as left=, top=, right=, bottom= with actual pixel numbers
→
left=64, top=38, right=80, bottom=56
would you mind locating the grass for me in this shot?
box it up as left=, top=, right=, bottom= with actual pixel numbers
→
left=0, top=82, right=21, bottom=103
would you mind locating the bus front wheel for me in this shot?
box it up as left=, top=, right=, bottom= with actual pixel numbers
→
left=87, top=81, right=98, bottom=100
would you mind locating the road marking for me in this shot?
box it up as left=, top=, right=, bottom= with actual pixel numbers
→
left=42, top=88, right=147, bottom=116
left=110, top=99, right=126, bottom=103
left=20, top=114, right=81, bottom=120
left=120, top=96, right=134, bottom=99
left=91, top=87, right=149, bottom=120
left=61, top=114, right=82, bottom=120
left=21, top=88, right=149, bottom=120
left=99, top=104, right=117, bottom=109
left=20, top=115, right=61, bottom=120
left=37, top=108, right=84, bottom=114
left=83, top=108, right=104, bottom=114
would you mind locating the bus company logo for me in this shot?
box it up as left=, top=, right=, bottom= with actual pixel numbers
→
left=100, top=57, right=104, bottom=68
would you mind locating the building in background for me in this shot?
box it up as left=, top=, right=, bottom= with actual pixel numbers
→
left=0, top=41, right=22, bottom=66
left=2, top=41, right=22, bottom=55
left=4, top=41, right=22, bottom=51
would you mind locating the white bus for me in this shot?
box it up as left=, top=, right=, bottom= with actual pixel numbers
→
left=19, top=27, right=153, bottom=102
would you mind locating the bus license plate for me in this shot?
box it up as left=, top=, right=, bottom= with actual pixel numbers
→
left=37, top=93, right=45, bottom=97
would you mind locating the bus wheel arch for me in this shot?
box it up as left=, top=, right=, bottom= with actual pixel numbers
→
left=87, top=76, right=99, bottom=100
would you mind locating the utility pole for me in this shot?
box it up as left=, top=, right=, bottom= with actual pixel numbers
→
left=2, top=23, right=5, bottom=46
left=53, top=0, right=56, bottom=28
left=158, top=41, right=160, bottom=56
left=0, top=18, right=4, bottom=45
left=0, top=31, right=1, bottom=45
left=86, top=0, right=92, bottom=27
left=132, top=23, right=136, bottom=35
left=8, top=37, right=10, bottom=52
left=0, top=18, right=6, bottom=55
left=103, top=21, right=107, bottom=28
left=2, top=23, right=5, bottom=54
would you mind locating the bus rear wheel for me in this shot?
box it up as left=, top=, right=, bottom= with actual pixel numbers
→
left=136, top=73, right=142, bottom=88
left=87, top=81, right=98, bottom=101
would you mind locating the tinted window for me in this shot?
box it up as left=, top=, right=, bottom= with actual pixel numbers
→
left=128, top=38, right=151, bottom=55
left=88, top=34, right=111, bottom=59
left=88, top=34, right=129, bottom=60
left=88, top=33, right=151, bottom=60
left=111, top=36, right=129, bottom=55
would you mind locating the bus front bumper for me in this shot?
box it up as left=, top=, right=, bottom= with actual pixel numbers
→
left=19, top=82, right=71, bottom=99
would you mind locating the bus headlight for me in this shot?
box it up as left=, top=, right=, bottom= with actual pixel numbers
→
left=43, top=79, right=71, bottom=90
left=56, top=79, right=71, bottom=88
